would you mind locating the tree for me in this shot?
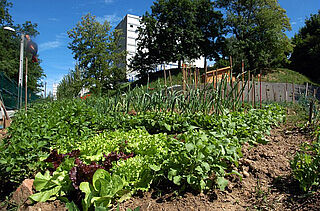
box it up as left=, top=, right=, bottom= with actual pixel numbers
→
left=0, top=1, right=44, bottom=93
left=216, top=0, right=293, bottom=73
left=68, top=13, right=126, bottom=94
left=290, top=11, right=320, bottom=81
left=0, top=0, right=12, bottom=26
left=57, top=64, right=84, bottom=99
left=131, top=0, right=224, bottom=77
left=195, top=0, right=225, bottom=72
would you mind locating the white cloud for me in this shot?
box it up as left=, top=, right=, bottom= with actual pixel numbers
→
left=104, top=0, right=114, bottom=3
left=96, top=14, right=122, bottom=26
left=39, top=41, right=61, bottom=52
left=56, top=32, right=68, bottom=39
left=39, top=32, right=69, bottom=52
left=291, top=21, right=297, bottom=25
left=48, top=18, right=59, bottom=22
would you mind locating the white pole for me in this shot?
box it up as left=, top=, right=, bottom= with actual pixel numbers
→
left=18, top=34, right=24, bottom=108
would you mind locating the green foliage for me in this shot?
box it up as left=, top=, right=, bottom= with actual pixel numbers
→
left=0, top=81, right=285, bottom=209
left=291, top=102, right=320, bottom=192
left=80, top=169, right=125, bottom=210
left=216, top=0, right=293, bottom=73
left=57, top=64, right=84, bottom=99
left=0, top=99, right=99, bottom=183
left=68, top=13, right=126, bottom=94
left=0, top=0, right=12, bottom=26
left=290, top=10, right=320, bottom=82
left=131, top=0, right=224, bottom=76
left=0, top=1, right=44, bottom=93
left=260, top=68, right=316, bottom=85
left=30, top=170, right=72, bottom=202
left=291, top=140, right=320, bottom=192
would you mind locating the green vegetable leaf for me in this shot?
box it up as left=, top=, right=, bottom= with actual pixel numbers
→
left=217, top=177, right=229, bottom=191
left=173, top=176, right=181, bottom=185
left=168, top=169, right=178, bottom=181
left=164, top=123, right=171, bottom=131
left=29, top=186, right=60, bottom=202
left=149, top=164, right=161, bottom=172
left=33, top=171, right=51, bottom=191
left=65, top=201, right=80, bottom=211
left=185, top=143, right=194, bottom=152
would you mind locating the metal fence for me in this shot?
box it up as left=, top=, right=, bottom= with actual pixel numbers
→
left=0, top=72, right=39, bottom=110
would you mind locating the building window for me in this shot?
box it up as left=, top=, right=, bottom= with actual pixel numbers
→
left=130, top=24, right=133, bottom=28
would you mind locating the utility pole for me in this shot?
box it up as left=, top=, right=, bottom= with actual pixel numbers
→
left=18, top=33, right=25, bottom=109
left=25, top=57, right=28, bottom=111
left=4, top=27, right=25, bottom=109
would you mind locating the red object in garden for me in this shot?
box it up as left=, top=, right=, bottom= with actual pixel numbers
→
left=80, top=94, right=91, bottom=100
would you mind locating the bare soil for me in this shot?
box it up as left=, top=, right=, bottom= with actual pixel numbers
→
left=117, top=124, right=320, bottom=211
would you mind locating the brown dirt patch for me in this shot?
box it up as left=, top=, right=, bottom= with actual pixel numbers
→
left=117, top=125, right=320, bottom=211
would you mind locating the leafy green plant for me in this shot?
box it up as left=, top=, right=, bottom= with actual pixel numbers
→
left=0, top=79, right=285, bottom=209
left=29, top=170, right=71, bottom=202
left=291, top=140, right=320, bottom=192
left=79, top=169, right=126, bottom=210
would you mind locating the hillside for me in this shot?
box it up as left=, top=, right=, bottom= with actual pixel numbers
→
left=132, top=67, right=318, bottom=88
left=260, top=68, right=318, bottom=85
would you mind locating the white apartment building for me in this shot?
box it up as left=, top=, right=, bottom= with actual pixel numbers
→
left=52, top=83, right=58, bottom=100
left=115, top=14, right=205, bottom=82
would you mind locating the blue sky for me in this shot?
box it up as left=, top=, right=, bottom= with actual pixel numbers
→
left=8, top=0, right=320, bottom=95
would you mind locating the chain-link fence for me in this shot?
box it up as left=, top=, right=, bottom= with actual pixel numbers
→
left=0, top=72, right=39, bottom=110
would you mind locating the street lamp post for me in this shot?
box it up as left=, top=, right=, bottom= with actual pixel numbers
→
left=4, top=26, right=24, bottom=109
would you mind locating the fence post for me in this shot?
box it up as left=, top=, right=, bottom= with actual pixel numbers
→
left=182, top=64, right=186, bottom=92
left=241, top=60, right=244, bottom=107
left=309, top=100, right=314, bottom=124
left=194, top=68, right=197, bottom=89
left=25, top=56, right=28, bottom=111
left=259, top=71, right=262, bottom=109
left=248, top=70, right=251, bottom=103
left=285, top=81, right=288, bottom=103
left=292, top=83, right=295, bottom=103
left=252, top=75, right=254, bottom=108
left=169, top=69, right=173, bottom=92
left=305, top=82, right=308, bottom=97
left=266, top=84, right=268, bottom=102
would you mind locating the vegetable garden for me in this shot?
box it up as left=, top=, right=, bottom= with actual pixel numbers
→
left=2, top=79, right=320, bottom=210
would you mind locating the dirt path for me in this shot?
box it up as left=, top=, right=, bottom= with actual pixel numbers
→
left=118, top=124, right=320, bottom=211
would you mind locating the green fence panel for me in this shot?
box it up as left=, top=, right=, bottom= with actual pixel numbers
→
left=0, top=72, right=40, bottom=110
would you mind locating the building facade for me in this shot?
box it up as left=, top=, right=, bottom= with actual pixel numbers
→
left=52, top=83, right=58, bottom=100
left=115, top=14, right=205, bottom=81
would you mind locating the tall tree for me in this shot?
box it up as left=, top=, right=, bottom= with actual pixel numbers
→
left=195, top=0, right=225, bottom=70
left=0, top=0, right=12, bottom=26
left=216, top=0, right=293, bottom=73
left=57, top=64, right=84, bottom=99
left=0, top=1, right=44, bottom=93
left=131, top=0, right=224, bottom=77
left=68, top=13, right=126, bottom=94
left=290, top=11, right=320, bottom=81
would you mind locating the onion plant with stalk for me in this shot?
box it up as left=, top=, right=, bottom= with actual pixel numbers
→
left=87, top=72, right=252, bottom=116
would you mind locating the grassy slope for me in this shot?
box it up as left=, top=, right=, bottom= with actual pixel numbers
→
left=131, top=67, right=319, bottom=89
left=261, top=68, right=318, bottom=85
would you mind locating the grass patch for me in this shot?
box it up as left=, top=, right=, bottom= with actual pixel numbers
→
left=131, top=67, right=318, bottom=90
left=261, top=68, right=318, bottom=85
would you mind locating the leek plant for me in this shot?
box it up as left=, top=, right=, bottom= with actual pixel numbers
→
left=87, top=72, right=252, bottom=116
